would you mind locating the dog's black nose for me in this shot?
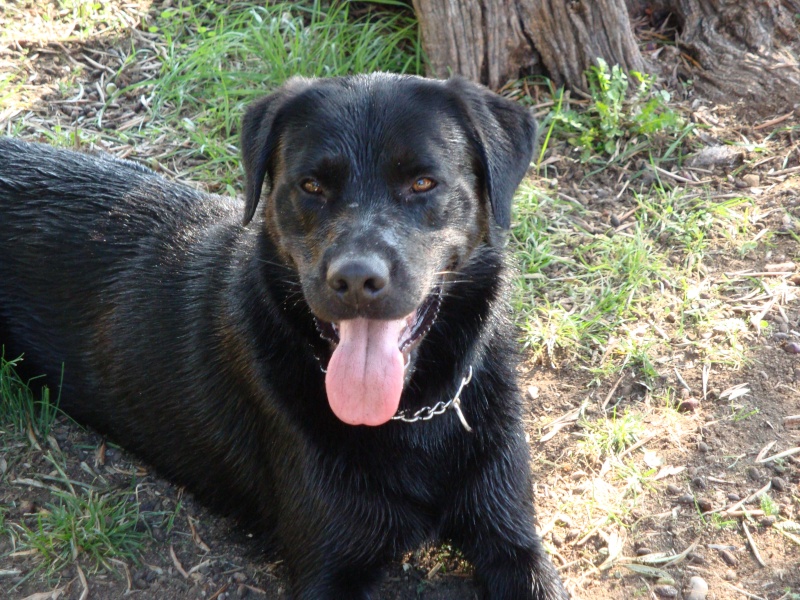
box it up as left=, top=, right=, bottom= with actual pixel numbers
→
left=327, top=255, right=390, bottom=306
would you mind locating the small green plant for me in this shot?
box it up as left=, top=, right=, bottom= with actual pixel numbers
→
left=760, top=493, right=779, bottom=517
left=0, top=352, right=60, bottom=442
left=549, top=58, right=687, bottom=162
left=17, top=487, right=147, bottom=575
left=577, top=409, right=644, bottom=462
left=707, top=512, right=737, bottom=530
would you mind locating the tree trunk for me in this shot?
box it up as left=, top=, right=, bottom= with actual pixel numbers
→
left=414, top=0, right=800, bottom=117
left=411, top=0, right=644, bottom=93
left=644, top=0, right=800, bottom=115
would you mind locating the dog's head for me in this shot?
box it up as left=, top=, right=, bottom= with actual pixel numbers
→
left=241, top=74, right=536, bottom=426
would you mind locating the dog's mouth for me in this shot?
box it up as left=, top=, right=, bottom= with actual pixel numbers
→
left=314, top=287, right=442, bottom=427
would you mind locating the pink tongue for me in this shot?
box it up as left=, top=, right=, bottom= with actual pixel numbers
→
left=325, top=318, right=406, bottom=426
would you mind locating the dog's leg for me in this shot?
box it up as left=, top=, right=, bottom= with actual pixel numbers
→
left=442, top=437, right=569, bottom=600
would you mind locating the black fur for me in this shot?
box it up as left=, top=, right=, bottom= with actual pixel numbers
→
left=0, top=74, right=568, bottom=599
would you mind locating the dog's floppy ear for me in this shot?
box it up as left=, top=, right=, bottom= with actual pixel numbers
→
left=240, top=78, right=311, bottom=226
left=446, top=77, right=538, bottom=230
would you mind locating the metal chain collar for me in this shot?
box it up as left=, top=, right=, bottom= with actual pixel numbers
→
left=391, top=366, right=473, bottom=432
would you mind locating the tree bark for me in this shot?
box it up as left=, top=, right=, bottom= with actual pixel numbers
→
left=520, top=0, right=645, bottom=93
left=647, top=0, right=800, bottom=115
left=412, top=0, right=644, bottom=93
left=414, top=0, right=800, bottom=117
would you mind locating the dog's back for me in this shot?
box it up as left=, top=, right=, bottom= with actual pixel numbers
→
left=0, top=139, right=266, bottom=518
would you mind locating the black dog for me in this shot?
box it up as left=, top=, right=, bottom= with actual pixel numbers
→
left=0, top=74, right=568, bottom=599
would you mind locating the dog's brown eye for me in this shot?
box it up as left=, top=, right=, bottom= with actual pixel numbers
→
left=301, top=179, right=323, bottom=194
left=411, top=177, right=436, bottom=193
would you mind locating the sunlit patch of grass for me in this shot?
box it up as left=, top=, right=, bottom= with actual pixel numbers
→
left=119, top=0, right=423, bottom=189
left=511, top=179, right=762, bottom=373
left=577, top=409, right=645, bottom=464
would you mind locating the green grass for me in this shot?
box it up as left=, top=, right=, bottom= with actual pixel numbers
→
left=0, top=352, right=60, bottom=443
left=120, top=0, right=423, bottom=189
left=510, top=180, right=759, bottom=372
left=577, top=409, right=644, bottom=463
left=14, top=480, right=148, bottom=577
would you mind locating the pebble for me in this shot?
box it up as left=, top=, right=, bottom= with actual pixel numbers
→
left=687, top=552, right=706, bottom=565
left=653, top=585, right=678, bottom=598
left=727, top=492, right=741, bottom=502
left=697, top=441, right=709, bottom=453
left=719, top=549, right=738, bottom=566
left=691, top=477, right=707, bottom=490
left=666, top=484, right=681, bottom=495
left=635, top=546, right=653, bottom=556
left=783, top=341, right=800, bottom=354
left=677, top=398, right=700, bottom=412
left=232, top=572, right=247, bottom=584
left=746, top=466, right=761, bottom=481
left=654, top=584, right=678, bottom=598
left=742, top=174, right=760, bottom=187
left=772, top=476, right=788, bottom=492
left=685, top=575, right=709, bottom=600
left=696, top=498, right=713, bottom=512
left=237, top=585, right=249, bottom=598
left=689, top=145, right=744, bottom=169
left=723, top=569, right=736, bottom=581
left=760, top=516, right=777, bottom=527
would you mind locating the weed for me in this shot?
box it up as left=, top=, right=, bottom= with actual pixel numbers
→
left=548, top=58, right=688, bottom=163
left=577, top=409, right=644, bottom=463
left=760, top=494, right=779, bottom=517
left=707, top=512, right=737, bottom=530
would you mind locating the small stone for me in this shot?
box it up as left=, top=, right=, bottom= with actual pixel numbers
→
left=760, top=516, right=777, bottom=527
left=692, top=477, right=707, bottom=490
left=723, top=569, right=736, bottom=581
left=742, top=174, right=760, bottom=187
left=689, top=145, right=745, bottom=169
left=677, top=398, right=700, bottom=413
left=551, top=533, right=564, bottom=548
left=666, top=484, right=682, bottom=495
left=19, top=500, right=35, bottom=514
left=678, top=494, right=695, bottom=504
left=709, top=388, right=721, bottom=399
left=232, top=572, right=247, bottom=584
left=746, top=466, right=762, bottom=481
left=697, top=441, right=709, bottom=453
left=696, top=498, right=713, bottom=512
left=237, top=584, right=249, bottom=598
left=133, top=576, right=148, bottom=590
left=636, top=547, right=653, bottom=556
left=654, top=584, right=679, bottom=598
left=718, top=548, right=738, bottom=566
left=783, top=341, right=800, bottom=354
left=727, top=493, right=741, bottom=502
left=687, top=552, right=706, bottom=565
left=685, top=575, right=709, bottom=600
left=772, top=476, right=788, bottom=492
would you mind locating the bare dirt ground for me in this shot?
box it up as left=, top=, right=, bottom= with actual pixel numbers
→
left=1, top=2, right=799, bottom=599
